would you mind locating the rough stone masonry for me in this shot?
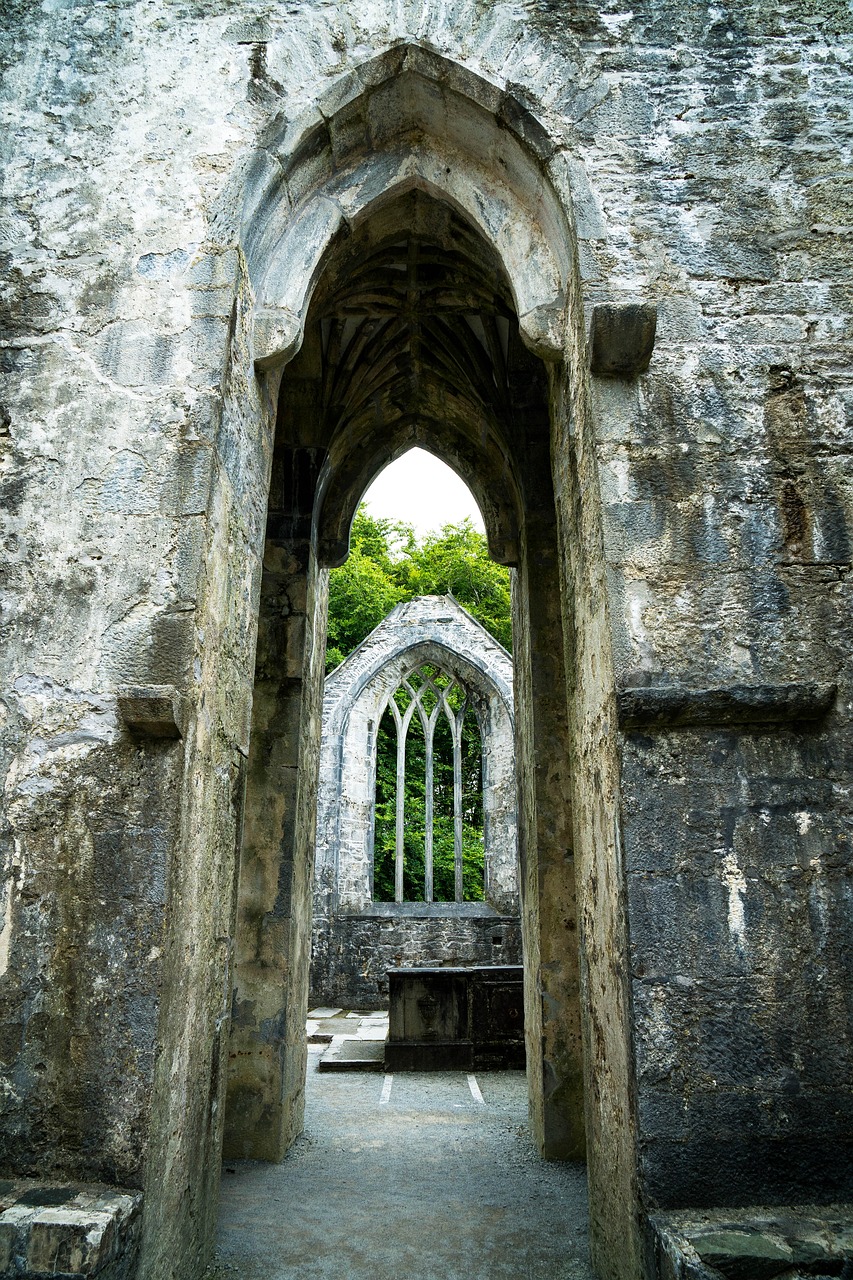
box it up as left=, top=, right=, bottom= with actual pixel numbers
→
left=0, top=3, right=851, bottom=1280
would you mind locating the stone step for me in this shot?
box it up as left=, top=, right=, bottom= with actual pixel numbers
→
left=317, top=1036, right=386, bottom=1072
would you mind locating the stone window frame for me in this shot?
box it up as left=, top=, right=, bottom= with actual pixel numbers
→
left=314, top=598, right=518, bottom=923
left=378, top=661, right=479, bottom=905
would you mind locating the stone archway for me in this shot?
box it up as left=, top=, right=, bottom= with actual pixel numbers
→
left=225, top=181, right=584, bottom=1141
left=218, top=43, right=636, bottom=1280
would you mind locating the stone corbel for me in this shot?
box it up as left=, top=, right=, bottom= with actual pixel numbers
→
left=252, top=306, right=303, bottom=372
left=117, top=685, right=188, bottom=740
left=617, top=681, right=837, bottom=731
left=589, top=302, right=657, bottom=378
left=518, top=298, right=566, bottom=362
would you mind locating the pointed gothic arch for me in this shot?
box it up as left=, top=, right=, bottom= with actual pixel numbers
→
left=311, top=598, right=519, bottom=1006
left=243, top=44, right=575, bottom=375
left=223, top=40, right=638, bottom=1280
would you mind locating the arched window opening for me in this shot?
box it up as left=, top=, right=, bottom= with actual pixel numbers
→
left=373, top=665, right=484, bottom=904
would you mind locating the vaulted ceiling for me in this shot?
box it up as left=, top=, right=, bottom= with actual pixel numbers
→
left=274, top=190, right=550, bottom=566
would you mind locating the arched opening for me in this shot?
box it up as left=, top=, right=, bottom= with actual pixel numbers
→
left=362, top=447, right=487, bottom=537
left=373, top=664, right=485, bottom=905
left=225, top=176, right=583, bottom=1158
left=310, top=608, right=519, bottom=1009
left=219, top=44, right=634, bottom=1280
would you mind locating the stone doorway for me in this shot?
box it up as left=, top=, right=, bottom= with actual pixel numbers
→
left=213, top=45, right=637, bottom=1280
left=224, top=182, right=584, bottom=1161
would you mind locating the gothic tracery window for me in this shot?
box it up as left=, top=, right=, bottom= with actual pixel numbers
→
left=373, top=665, right=484, bottom=904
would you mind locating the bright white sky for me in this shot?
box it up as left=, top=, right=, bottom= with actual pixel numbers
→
left=360, top=448, right=485, bottom=538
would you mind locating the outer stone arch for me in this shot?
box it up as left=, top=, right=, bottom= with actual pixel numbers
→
left=227, top=39, right=640, bottom=1280
left=243, top=44, right=575, bottom=374
left=311, top=596, right=518, bottom=1006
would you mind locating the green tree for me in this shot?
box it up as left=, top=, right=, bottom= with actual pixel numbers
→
left=325, top=510, right=408, bottom=671
left=395, top=519, right=512, bottom=651
left=326, top=509, right=511, bottom=670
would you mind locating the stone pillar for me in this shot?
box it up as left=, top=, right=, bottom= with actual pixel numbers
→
left=515, top=444, right=586, bottom=1161
left=223, top=450, right=328, bottom=1161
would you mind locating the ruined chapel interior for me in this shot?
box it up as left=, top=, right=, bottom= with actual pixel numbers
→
left=0, top=3, right=851, bottom=1279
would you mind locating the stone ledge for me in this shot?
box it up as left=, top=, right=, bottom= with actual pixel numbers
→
left=116, top=685, right=187, bottom=739
left=617, top=681, right=837, bottom=731
left=646, top=1205, right=853, bottom=1280
left=0, top=1180, right=142, bottom=1280
left=349, top=902, right=508, bottom=919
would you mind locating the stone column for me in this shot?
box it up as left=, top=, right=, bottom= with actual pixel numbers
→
left=515, top=443, right=586, bottom=1161
left=223, top=450, right=328, bottom=1161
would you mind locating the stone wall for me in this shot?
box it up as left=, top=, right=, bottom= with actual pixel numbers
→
left=1, top=4, right=851, bottom=1280
left=312, top=910, right=523, bottom=1009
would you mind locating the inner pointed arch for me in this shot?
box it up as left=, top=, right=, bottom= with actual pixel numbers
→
left=275, top=188, right=546, bottom=569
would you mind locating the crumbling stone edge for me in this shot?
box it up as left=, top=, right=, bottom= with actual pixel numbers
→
left=0, top=1180, right=142, bottom=1280
left=645, top=1205, right=853, bottom=1280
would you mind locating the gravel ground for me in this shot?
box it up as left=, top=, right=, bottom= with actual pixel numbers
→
left=210, top=1044, right=595, bottom=1280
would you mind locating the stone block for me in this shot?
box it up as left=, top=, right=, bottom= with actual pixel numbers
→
left=0, top=1183, right=141, bottom=1279
left=617, top=681, right=837, bottom=730
left=647, top=1208, right=853, bottom=1280
left=385, top=966, right=524, bottom=1071
left=590, top=303, right=657, bottom=378
left=251, top=307, right=302, bottom=370
left=116, top=685, right=187, bottom=740
left=27, top=1208, right=115, bottom=1274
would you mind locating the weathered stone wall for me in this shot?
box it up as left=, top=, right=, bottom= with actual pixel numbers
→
left=312, top=910, right=523, bottom=1008
left=571, top=5, right=853, bottom=1219
left=1, top=4, right=851, bottom=1280
left=0, top=10, right=276, bottom=1277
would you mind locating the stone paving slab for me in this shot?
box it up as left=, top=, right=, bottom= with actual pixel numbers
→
left=306, top=1009, right=389, bottom=1049
left=317, top=1036, right=386, bottom=1071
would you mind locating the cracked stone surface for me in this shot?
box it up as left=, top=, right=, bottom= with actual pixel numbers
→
left=1, top=4, right=851, bottom=1280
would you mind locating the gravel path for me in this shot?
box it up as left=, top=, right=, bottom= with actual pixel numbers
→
left=211, top=1044, right=595, bottom=1280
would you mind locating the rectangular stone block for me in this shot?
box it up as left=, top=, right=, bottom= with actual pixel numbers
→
left=27, top=1208, right=115, bottom=1274
left=0, top=1184, right=141, bottom=1279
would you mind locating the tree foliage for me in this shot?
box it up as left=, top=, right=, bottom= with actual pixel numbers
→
left=325, top=507, right=511, bottom=672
